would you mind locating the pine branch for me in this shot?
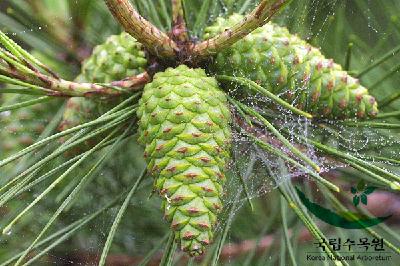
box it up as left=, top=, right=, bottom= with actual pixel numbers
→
left=104, top=0, right=178, bottom=59
left=0, top=29, right=150, bottom=97
left=171, top=0, right=189, bottom=43
left=44, top=72, right=150, bottom=97
left=109, top=72, right=150, bottom=89
left=1, top=66, right=148, bottom=97
left=192, top=0, right=289, bottom=59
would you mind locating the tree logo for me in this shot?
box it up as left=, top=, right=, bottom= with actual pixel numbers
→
left=295, top=184, right=391, bottom=229
left=351, top=180, right=376, bottom=207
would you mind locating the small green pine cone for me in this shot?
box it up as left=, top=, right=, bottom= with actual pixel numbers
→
left=81, top=32, right=148, bottom=83
left=204, top=14, right=378, bottom=118
left=137, top=65, right=231, bottom=256
left=60, top=32, right=148, bottom=135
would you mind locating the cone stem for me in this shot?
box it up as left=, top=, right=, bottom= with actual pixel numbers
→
left=191, top=0, right=289, bottom=59
left=104, top=0, right=178, bottom=59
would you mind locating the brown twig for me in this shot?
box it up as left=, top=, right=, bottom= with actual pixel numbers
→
left=1, top=64, right=149, bottom=97
left=104, top=0, right=178, bottom=60
left=47, top=72, right=150, bottom=97
left=192, top=0, right=289, bottom=60
left=171, top=0, right=189, bottom=43
left=110, top=72, right=151, bottom=89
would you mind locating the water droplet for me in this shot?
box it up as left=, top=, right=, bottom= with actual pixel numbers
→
left=3, top=227, right=12, bottom=236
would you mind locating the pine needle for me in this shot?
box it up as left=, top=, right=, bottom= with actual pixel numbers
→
left=217, top=75, right=313, bottom=119
left=0, top=96, right=51, bottom=112
left=0, top=101, right=138, bottom=167
left=2, top=125, right=124, bottom=237
left=280, top=195, right=297, bottom=266
left=0, top=110, right=135, bottom=198
left=193, top=0, right=212, bottom=36
left=234, top=100, right=321, bottom=172
left=20, top=194, right=129, bottom=266
left=98, top=169, right=147, bottom=266
left=240, top=127, right=340, bottom=192
left=279, top=184, right=347, bottom=266
left=159, top=232, right=178, bottom=266
left=234, top=150, right=255, bottom=211
left=307, top=138, right=400, bottom=186
left=357, top=44, right=400, bottom=78
left=138, top=232, right=170, bottom=266
left=13, top=126, right=126, bottom=265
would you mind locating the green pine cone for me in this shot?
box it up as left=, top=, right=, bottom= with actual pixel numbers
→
left=60, top=32, right=148, bottom=136
left=80, top=32, right=147, bottom=83
left=0, top=92, right=59, bottom=158
left=204, top=14, right=378, bottom=118
left=137, top=65, right=231, bottom=256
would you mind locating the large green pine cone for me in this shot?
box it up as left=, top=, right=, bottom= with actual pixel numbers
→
left=204, top=14, right=378, bottom=118
left=137, top=65, right=231, bottom=256
left=60, top=32, right=148, bottom=134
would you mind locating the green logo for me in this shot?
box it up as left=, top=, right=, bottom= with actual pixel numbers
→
left=295, top=184, right=391, bottom=229
left=350, top=180, right=376, bottom=207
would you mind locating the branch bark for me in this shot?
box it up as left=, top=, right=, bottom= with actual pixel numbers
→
left=110, top=72, right=151, bottom=89
left=45, top=72, right=150, bottom=97
left=192, top=0, right=289, bottom=60
left=0, top=66, right=149, bottom=97
left=104, top=0, right=178, bottom=59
